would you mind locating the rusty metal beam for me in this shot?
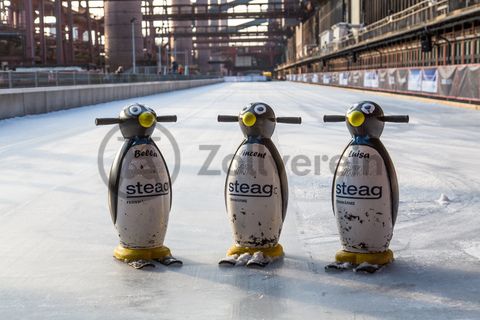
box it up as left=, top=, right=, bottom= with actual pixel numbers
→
left=55, top=0, right=64, bottom=64
left=143, top=1, right=301, bottom=21
left=39, top=0, right=47, bottom=64
left=157, top=26, right=287, bottom=38
left=85, top=0, right=94, bottom=64
left=67, top=0, right=74, bottom=63
left=193, top=37, right=284, bottom=44
left=24, top=0, right=34, bottom=65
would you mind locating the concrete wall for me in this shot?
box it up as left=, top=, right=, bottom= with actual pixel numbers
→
left=0, top=78, right=223, bottom=120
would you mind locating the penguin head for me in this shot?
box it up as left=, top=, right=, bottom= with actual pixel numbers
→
left=345, top=101, right=384, bottom=138
left=118, top=103, right=157, bottom=139
left=239, top=102, right=276, bottom=138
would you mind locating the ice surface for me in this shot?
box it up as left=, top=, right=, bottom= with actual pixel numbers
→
left=0, top=82, right=479, bottom=319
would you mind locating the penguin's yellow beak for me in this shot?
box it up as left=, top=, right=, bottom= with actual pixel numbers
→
left=347, top=111, right=365, bottom=127
left=138, top=112, right=156, bottom=128
left=242, top=112, right=256, bottom=127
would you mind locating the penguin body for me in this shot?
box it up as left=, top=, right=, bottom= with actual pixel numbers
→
left=333, top=138, right=397, bottom=253
left=325, top=101, right=407, bottom=270
left=109, top=137, right=171, bottom=249
left=96, top=104, right=180, bottom=268
left=226, top=137, right=287, bottom=248
left=219, top=103, right=300, bottom=266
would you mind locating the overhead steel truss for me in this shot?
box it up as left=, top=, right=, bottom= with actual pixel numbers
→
left=156, top=25, right=287, bottom=38
left=193, top=36, right=285, bottom=44
left=142, top=1, right=301, bottom=21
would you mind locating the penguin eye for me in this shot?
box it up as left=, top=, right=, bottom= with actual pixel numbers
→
left=254, top=105, right=267, bottom=115
left=361, top=103, right=375, bottom=114
left=128, top=105, right=142, bottom=116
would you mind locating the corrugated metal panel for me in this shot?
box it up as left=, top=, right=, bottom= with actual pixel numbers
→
left=362, top=0, right=424, bottom=26
left=318, top=0, right=344, bottom=34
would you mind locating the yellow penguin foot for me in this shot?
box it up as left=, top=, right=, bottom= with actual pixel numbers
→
left=219, top=244, right=284, bottom=267
left=325, top=249, right=394, bottom=273
left=113, top=245, right=182, bottom=268
left=335, top=249, right=394, bottom=265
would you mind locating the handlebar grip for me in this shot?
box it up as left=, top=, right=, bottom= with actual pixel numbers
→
left=218, top=115, right=239, bottom=122
left=156, top=115, right=177, bottom=122
left=381, top=115, right=409, bottom=123
left=276, top=117, right=302, bottom=124
left=323, top=115, right=346, bottom=122
left=95, top=118, right=121, bottom=126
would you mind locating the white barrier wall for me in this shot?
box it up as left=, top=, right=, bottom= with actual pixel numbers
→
left=0, top=78, right=223, bottom=120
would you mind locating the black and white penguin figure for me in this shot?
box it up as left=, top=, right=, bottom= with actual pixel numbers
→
left=323, top=101, right=409, bottom=273
left=96, top=103, right=181, bottom=269
left=217, top=102, right=301, bottom=267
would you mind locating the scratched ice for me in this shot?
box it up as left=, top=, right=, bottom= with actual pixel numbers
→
left=0, top=82, right=479, bottom=319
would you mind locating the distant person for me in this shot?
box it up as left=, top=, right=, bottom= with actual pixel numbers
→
left=172, top=61, right=178, bottom=74
left=115, top=66, right=124, bottom=74
left=178, top=65, right=184, bottom=75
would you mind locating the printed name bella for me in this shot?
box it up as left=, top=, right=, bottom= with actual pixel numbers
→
left=134, top=149, right=158, bottom=158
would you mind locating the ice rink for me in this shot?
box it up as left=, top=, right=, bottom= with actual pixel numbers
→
left=1, top=81, right=479, bottom=319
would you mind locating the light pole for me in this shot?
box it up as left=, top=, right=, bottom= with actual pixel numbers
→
left=158, top=39, right=162, bottom=74
left=130, top=17, right=136, bottom=74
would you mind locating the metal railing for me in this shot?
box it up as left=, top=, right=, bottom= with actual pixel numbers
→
left=280, top=0, right=480, bottom=69
left=0, top=71, right=221, bottom=89
left=329, top=0, right=449, bottom=55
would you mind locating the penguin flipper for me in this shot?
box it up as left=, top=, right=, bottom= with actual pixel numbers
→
left=262, top=138, right=288, bottom=221
left=150, top=139, right=173, bottom=211
left=224, top=139, right=247, bottom=209
left=331, top=140, right=354, bottom=215
left=108, top=140, right=134, bottom=225
left=369, top=139, right=399, bottom=226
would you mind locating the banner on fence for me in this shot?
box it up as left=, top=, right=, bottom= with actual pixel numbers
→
left=323, top=73, right=331, bottom=84
left=286, top=64, right=479, bottom=102
left=408, top=69, right=422, bottom=91
left=438, top=66, right=456, bottom=97
left=421, top=68, right=438, bottom=93
left=339, top=72, right=348, bottom=85
left=364, top=70, right=379, bottom=88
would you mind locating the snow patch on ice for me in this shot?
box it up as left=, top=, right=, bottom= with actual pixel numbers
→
left=463, top=243, right=480, bottom=260
left=436, top=193, right=451, bottom=206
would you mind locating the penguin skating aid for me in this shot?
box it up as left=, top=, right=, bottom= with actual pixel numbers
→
left=96, top=104, right=182, bottom=269
left=324, top=101, right=409, bottom=273
left=217, top=103, right=301, bottom=267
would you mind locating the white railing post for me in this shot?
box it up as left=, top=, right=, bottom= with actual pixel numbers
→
left=8, top=71, right=12, bottom=88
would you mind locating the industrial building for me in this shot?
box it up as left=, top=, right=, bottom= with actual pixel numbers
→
left=1, top=1, right=479, bottom=98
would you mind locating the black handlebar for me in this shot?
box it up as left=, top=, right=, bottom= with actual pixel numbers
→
left=323, top=115, right=346, bottom=122
left=380, top=115, right=409, bottom=123
left=156, top=115, right=177, bottom=122
left=276, top=117, right=302, bottom=124
left=218, top=115, right=239, bottom=122
left=323, top=115, right=409, bottom=123
left=95, top=118, right=122, bottom=126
